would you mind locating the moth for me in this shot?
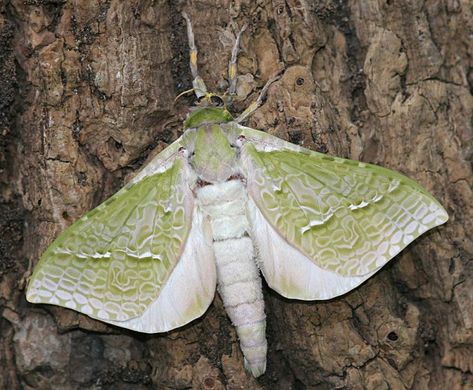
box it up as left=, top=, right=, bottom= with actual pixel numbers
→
left=26, top=13, right=448, bottom=378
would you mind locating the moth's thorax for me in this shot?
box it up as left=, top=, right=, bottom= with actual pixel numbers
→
left=184, top=107, right=233, bottom=129
left=190, top=124, right=238, bottom=183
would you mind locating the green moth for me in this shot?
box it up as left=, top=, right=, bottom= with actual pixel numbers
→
left=26, top=13, right=448, bottom=378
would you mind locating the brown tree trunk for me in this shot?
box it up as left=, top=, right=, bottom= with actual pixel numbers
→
left=1, top=0, right=472, bottom=388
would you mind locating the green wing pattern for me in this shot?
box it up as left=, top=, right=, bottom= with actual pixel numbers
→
left=240, top=127, right=448, bottom=277
left=26, top=158, right=194, bottom=322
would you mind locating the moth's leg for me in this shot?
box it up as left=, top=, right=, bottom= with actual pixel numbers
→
left=235, top=75, right=280, bottom=123
left=182, top=12, right=208, bottom=98
left=228, top=24, right=247, bottom=97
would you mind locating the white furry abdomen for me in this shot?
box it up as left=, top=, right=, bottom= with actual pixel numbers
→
left=196, top=180, right=267, bottom=377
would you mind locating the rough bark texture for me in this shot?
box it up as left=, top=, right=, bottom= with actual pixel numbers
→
left=1, top=0, right=472, bottom=388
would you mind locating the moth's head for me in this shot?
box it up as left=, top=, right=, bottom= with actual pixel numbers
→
left=195, top=92, right=226, bottom=108
left=178, top=86, right=234, bottom=129
left=174, top=85, right=232, bottom=112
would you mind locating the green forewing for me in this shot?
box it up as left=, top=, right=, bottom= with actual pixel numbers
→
left=240, top=127, right=448, bottom=277
left=26, top=158, right=194, bottom=321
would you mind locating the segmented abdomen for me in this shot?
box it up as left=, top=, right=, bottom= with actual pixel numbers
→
left=196, top=180, right=267, bottom=377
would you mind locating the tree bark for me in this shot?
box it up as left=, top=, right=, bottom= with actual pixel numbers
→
left=1, top=0, right=472, bottom=388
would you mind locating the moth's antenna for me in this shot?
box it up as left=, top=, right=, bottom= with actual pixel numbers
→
left=174, top=88, right=196, bottom=104
left=182, top=12, right=208, bottom=98
left=228, top=24, right=247, bottom=98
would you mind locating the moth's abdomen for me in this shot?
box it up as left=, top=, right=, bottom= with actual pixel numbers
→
left=197, top=180, right=267, bottom=377
left=214, top=238, right=266, bottom=377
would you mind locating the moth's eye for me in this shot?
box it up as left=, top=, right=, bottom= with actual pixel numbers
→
left=197, top=95, right=206, bottom=104
left=210, top=95, right=224, bottom=107
left=296, top=77, right=305, bottom=86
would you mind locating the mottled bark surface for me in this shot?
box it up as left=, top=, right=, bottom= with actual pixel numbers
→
left=1, top=0, right=472, bottom=388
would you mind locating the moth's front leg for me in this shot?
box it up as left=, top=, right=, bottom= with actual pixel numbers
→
left=182, top=12, right=208, bottom=98
left=235, top=75, right=281, bottom=124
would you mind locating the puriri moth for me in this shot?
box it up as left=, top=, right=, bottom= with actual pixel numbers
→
left=26, top=13, right=448, bottom=378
